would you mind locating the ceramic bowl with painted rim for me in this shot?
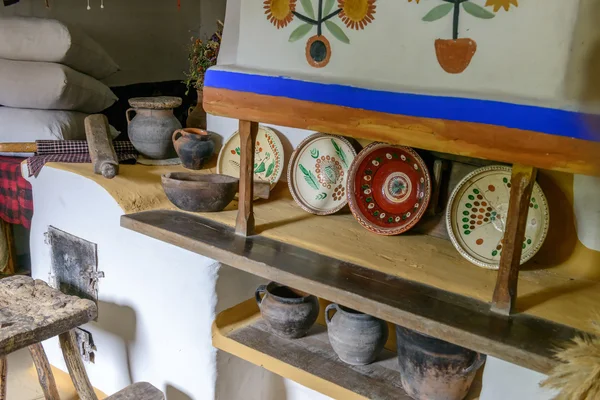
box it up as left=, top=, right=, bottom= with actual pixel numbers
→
left=217, top=125, right=284, bottom=191
left=445, top=165, right=550, bottom=270
left=287, top=133, right=357, bottom=215
left=347, top=142, right=431, bottom=236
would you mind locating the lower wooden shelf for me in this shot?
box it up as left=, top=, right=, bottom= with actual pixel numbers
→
left=213, top=299, right=481, bottom=400
left=122, top=210, right=582, bottom=374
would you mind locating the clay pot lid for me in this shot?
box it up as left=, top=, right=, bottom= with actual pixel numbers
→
left=128, top=96, right=182, bottom=109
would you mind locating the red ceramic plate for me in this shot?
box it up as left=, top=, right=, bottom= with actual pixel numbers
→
left=347, top=143, right=431, bottom=235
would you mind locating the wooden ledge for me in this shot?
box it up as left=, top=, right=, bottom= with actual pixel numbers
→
left=122, top=210, right=582, bottom=373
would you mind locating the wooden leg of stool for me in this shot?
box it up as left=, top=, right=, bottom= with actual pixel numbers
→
left=29, top=343, right=60, bottom=400
left=0, top=357, right=7, bottom=400
left=59, top=330, right=98, bottom=400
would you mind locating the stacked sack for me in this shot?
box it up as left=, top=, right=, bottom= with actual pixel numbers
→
left=0, top=17, right=119, bottom=155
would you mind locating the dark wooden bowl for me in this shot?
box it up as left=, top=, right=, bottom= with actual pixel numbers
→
left=162, top=173, right=238, bottom=212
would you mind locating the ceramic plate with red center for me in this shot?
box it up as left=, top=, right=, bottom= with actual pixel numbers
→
left=347, top=143, right=431, bottom=235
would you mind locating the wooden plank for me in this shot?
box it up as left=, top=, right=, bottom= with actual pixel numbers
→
left=122, top=210, right=583, bottom=374
left=106, top=382, right=164, bottom=400
left=235, top=120, right=259, bottom=236
left=204, top=87, right=600, bottom=177
left=0, top=276, right=98, bottom=357
left=491, top=165, right=538, bottom=315
left=59, top=330, right=98, bottom=400
left=29, top=343, right=60, bottom=400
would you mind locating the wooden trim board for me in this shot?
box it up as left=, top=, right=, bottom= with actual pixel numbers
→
left=213, top=298, right=481, bottom=400
left=204, top=87, right=600, bottom=176
left=122, top=210, right=582, bottom=373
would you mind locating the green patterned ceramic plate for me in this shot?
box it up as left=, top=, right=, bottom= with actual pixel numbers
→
left=446, top=165, right=550, bottom=269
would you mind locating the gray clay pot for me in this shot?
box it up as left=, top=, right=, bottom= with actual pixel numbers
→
left=127, top=97, right=182, bottom=159
left=396, top=326, right=486, bottom=400
left=325, top=304, right=388, bottom=365
left=162, top=173, right=238, bottom=212
left=255, top=282, right=319, bottom=339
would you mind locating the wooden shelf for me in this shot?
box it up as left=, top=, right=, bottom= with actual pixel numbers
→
left=121, top=207, right=588, bottom=374
left=213, top=298, right=481, bottom=400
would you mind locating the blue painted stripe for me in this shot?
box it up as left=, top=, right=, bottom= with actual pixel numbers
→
left=205, top=69, right=600, bottom=142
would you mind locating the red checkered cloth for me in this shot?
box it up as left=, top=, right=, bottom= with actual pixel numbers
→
left=27, top=140, right=138, bottom=177
left=0, top=156, right=33, bottom=228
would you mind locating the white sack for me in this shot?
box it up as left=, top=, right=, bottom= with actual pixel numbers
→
left=0, top=60, right=118, bottom=113
left=0, top=17, right=119, bottom=80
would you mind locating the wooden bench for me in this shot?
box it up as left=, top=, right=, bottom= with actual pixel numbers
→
left=0, top=276, right=163, bottom=400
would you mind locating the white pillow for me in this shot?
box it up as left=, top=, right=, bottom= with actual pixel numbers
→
left=0, top=17, right=119, bottom=80
left=0, top=60, right=118, bottom=113
left=0, top=107, right=120, bottom=157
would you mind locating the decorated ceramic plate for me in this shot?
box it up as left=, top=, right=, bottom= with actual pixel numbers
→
left=347, top=142, right=431, bottom=235
left=217, top=126, right=284, bottom=190
left=288, top=133, right=357, bottom=215
left=446, top=165, right=550, bottom=269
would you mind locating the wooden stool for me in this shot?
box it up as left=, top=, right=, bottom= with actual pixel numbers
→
left=0, top=276, right=163, bottom=400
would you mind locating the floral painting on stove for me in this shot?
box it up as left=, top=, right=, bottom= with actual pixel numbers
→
left=263, top=0, right=519, bottom=73
left=225, top=0, right=598, bottom=114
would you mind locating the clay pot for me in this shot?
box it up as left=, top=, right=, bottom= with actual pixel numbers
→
left=255, top=282, right=319, bottom=339
left=127, top=96, right=182, bottom=159
left=162, top=173, right=238, bottom=212
left=396, top=326, right=486, bottom=400
left=186, top=89, right=207, bottom=129
left=434, top=38, right=477, bottom=74
left=173, top=128, right=215, bottom=170
left=325, top=304, right=388, bottom=365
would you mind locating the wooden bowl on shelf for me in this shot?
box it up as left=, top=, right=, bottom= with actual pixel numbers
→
left=162, top=173, right=238, bottom=212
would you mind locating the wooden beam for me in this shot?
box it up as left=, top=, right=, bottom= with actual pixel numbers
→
left=0, top=357, right=6, bottom=400
left=491, top=165, right=538, bottom=315
left=59, top=330, right=98, bottom=400
left=204, top=87, right=600, bottom=177
left=29, top=343, right=60, bottom=400
left=235, top=120, right=259, bottom=236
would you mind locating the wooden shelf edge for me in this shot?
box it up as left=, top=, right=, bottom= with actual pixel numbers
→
left=203, top=87, right=600, bottom=177
left=121, top=210, right=575, bottom=374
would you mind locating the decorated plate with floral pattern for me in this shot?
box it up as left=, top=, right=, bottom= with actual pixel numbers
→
left=217, top=126, right=284, bottom=190
left=446, top=165, right=550, bottom=269
left=288, top=133, right=357, bottom=215
left=347, top=142, right=431, bottom=235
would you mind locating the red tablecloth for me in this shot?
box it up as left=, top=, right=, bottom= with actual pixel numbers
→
left=0, top=157, right=32, bottom=228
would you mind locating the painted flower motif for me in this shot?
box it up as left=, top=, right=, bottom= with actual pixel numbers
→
left=406, top=212, right=411, bottom=218
left=264, top=0, right=296, bottom=29
left=364, top=188, right=372, bottom=195
left=379, top=213, right=386, bottom=219
left=420, top=177, right=424, bottom=183
left=413, top=163, right=419, bottom=170
left=414, top=203, right=419, bottom=209
left=368, top=203, right=375, bottom=209
left=395, top=216, right=401, bottom=222
left=338, top=0, right=376, bottom=30
left=418, top=191, right=424, bottom=199
left=484, top=0, right=518, bottom=12
left=401, top=155, right=406, bottom=161
left=364, top=175, right=372, bottom=181
left=386, top=153, right=392, bottom=159
left=372, top=160, right=380, bottom=166
left=332, top=184, right=345, bottom=201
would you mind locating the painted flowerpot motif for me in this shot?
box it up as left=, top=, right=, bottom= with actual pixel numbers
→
left=265, top=0, right=376, bottom=68
left=288, top=133, right=357, bottom=215
left=417, top=0, right=517, bottom=74
left=434, top=38, right=477, bottom=74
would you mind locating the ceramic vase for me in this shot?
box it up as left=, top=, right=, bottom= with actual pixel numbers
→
left=325, top=303, right=388, bottom=365
left=396, top=326, right=485, bottom=400
left=172, top=128, right=214, bottom=170
left=186, top=89, right=207, bottom=130
left=255, top=282, right=319, bottom=339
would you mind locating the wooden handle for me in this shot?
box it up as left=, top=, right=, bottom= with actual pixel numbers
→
left=0, top=142, right=37, bottom=153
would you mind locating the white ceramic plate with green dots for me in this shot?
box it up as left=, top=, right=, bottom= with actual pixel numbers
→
left=446, top=165, right=549, bottom=269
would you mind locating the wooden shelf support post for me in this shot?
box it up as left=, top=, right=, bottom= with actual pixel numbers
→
left=491, top=164, right=537, bottom=315
left=235, top=120, right=259, bottom=236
